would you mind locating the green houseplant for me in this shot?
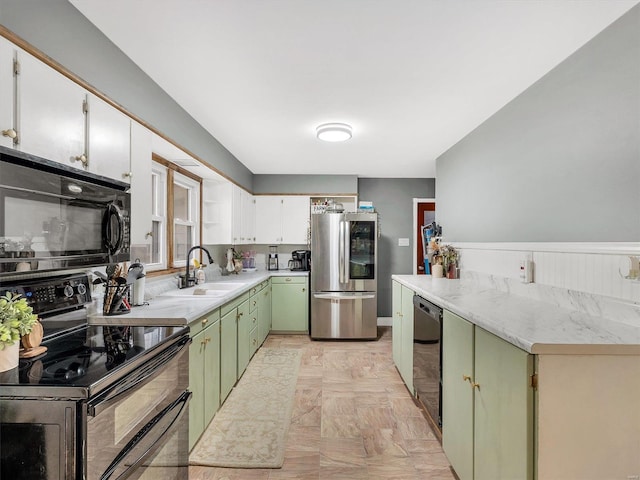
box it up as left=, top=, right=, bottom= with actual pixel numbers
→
left=0, top=292, right=37, bottom=371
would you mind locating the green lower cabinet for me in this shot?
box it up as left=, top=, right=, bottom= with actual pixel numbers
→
left=220, top=307, right=238, bottom=403
left=442, top=310, right=534, bottom=480
left=271, top=276, right=308, bottom=332
left=188, top=311, right=220, bottom=451
left=237, top=297, right=252, bottom=377
left=257, top=283, right=272, bottom=344
left=391, top=280, right=414, bottom=391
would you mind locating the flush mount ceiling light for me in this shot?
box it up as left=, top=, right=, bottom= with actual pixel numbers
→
left=316, top=123, right=352, bottom=142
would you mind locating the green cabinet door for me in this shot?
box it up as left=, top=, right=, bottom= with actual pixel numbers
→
left=237, top=298, right=251, bottom=377
left=400, top=285, right=414, bottom=391
left=392, top=280, right=402, bottom=369
left=203, top=319, right=221, bottom=427
left=474, top=327, right=534, bottom=480
left=258, top=285, right=272, bottom=344
left=189, top=328, right=206, bottom=451
left=271, top=277, right=308, bottom=332
left=220, top=308, right=237, bottom=403
left=442, top=310, right=475, bottom=480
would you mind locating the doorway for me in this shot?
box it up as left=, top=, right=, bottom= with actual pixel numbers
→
left=413, top=198, right=436, bottom=275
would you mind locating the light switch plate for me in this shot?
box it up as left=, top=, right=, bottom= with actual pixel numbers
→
left=398, top=238, right=410, bottom=247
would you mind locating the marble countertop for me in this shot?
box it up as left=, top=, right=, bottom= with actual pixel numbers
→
left=392, top=274, right=640, bottom=355
left=88, top=270, right=308, bottom=327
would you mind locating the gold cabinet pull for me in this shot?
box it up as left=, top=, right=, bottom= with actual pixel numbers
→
left=285, top=278, right=291, bottom=282
left=463, top=374, right=472, bottom=383
left=123, top=171, right=133, bottom=178
left=472, top=382, right=480, bottom=390
left=145, top=231, right=153, bottom=239
left=201, top=318, right=209, bottom=326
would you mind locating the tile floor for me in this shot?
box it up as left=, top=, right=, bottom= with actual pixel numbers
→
left=189, top=327, right=456, bottom=480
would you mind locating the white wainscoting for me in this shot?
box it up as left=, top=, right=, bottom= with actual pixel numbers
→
left=451, top=243, right=640, bottom=303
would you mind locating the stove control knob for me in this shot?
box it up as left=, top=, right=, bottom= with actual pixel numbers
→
left=62, top=285, right=74, bottom=298
left=76, top=284, right=87, bottom=296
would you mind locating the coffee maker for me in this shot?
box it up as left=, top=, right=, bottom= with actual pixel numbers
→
left=268, top=245, right=279, bottom=271
left=289, top=250, right=311, bottom=271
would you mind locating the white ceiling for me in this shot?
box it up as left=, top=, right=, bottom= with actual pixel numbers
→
left=70, top=0, right=638, bottom=178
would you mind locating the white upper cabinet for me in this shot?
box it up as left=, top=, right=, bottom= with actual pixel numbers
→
left=0, top=37, right=15, bottom=149
left=239, top=187, right=255, bottom=244
left=203, top=181, right=254, bottom=245
left=86, top=93, right=131, bottom=183
left=18, top=49, right=86, bottom=169
left=255, top=196, right=310, bottom=245
left=282, top=196, right=310, bottom=244
left=255, top=196, right=283, bottom=244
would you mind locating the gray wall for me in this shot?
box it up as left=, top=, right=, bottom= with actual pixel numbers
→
left=0, top=0, right=253, bottom=190
left=253, top=174, right=358, bottom=195
left=358, top=178, right=436, bottom=317
left=436, top=5, right=640, bottom=242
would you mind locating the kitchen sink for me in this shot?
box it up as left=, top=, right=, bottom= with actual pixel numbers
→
left=161, top=282, right=246, bottom=297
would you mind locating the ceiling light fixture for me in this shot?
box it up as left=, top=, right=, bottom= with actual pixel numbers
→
left=316, top=123, right=352, bottom=142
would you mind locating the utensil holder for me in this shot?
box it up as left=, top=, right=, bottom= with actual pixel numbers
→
left=103, top=284, right=131, bottom=316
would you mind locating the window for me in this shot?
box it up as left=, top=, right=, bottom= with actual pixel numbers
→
left=171, top=171, right=199, bottom=268
left=148, top=154, right=201, bottom=273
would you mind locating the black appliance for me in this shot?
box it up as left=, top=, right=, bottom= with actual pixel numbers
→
left=413, top=294, right=443, bottom=433
left=0, top=274, right=190, bottom=480
left=0, top=145, right=130, bottom=276
left=290, top=249, right=311, bottom=271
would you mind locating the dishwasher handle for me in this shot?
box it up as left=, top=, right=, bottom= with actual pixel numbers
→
left=413, top=295, right=442, bottom=319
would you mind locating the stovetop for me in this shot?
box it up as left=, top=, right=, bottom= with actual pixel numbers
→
left=0, top=323, right=187, bottom=395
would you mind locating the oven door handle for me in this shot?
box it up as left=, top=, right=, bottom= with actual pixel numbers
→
left=103, top=202, right=124, bottom=255
left=100, top=390, right=191, bottom=480
left=88, top=336, right=190, bottom=417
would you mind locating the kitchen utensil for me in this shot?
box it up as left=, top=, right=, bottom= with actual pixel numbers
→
left=226, top=248, right=235, bottom=273
left=20, top=321, right=47, bottom=358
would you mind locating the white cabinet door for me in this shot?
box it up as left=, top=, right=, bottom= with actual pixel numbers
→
left=231, top=184, right=243, bottom=244
left=0, top=37, right=15, bottom=149
left=281, top=196, right=310, bottom=244
left=241, top=189, right=255, bottom=244
left=87, top=93, right=131, bottom=183
left=129, top=121, right=152, bottom=250
left=18, top=50, right=86, bottom=169
left=254, top=196, right=283, bottom=244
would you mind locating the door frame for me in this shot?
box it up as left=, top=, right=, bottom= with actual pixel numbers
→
left=412, top=197, right=436, bottom=275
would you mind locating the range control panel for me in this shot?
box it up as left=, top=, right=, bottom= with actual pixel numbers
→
left=1, top=273, right=92, bottom=316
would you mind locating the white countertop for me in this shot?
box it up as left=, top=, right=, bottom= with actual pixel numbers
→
left=392, top=274, right=640, bottom=355
left=89, top=270, right=308, bottom=327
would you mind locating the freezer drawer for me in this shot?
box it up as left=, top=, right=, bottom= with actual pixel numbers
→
left=311, top=292, right=377, bottom=339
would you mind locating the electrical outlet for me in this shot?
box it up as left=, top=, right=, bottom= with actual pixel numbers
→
left=398, top=238, right=410, bottom=247
left=519, top=254, right=533, bottom=283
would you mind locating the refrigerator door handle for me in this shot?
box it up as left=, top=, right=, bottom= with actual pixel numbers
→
left=339, top=220, right=346, bottom=283
left=313, top=292, right=376, bottom=300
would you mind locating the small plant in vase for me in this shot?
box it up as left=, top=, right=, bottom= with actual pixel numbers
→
left=0, top=292, right=38, bottom=371
left=440, top=245, right=459, bottom=279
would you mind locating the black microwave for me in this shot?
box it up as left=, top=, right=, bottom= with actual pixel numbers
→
left=0, top=146, right=130, bottom=276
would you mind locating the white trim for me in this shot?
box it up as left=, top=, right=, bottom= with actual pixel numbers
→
left=412, top=198, right=437, bottom=274
left=450, top=242, right=640, bottom=255
left=377, top=317, right=393, bottom=327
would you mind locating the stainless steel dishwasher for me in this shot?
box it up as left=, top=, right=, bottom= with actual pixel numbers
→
left=413, top=295, right=443, bottom=432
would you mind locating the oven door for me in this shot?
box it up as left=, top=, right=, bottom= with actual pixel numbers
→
left=0, top=149, right=130, bottom=276
left=85, top=336, right=190, bottom=480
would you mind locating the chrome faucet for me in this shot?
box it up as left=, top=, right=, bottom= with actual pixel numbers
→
left=181, top=245, right=214, bottom=288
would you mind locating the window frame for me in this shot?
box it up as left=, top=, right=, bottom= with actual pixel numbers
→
left=148, top=153, right=202, bottom=276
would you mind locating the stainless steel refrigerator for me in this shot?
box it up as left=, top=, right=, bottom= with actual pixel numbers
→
left=310, top=212, right=378, bottom=339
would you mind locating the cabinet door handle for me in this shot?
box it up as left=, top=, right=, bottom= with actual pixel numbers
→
left=123, top=171, right=133, bottom=178
left=302, top=288, right=305, bottom=292
left=145, top=231, right=153, bottom=239
left=463, top=374, right=472, bottom=383
left=472, top=382, right=480, bottom=390
left=75, top=153, right=88, bottom=166
left=2, top=128, right=17, bottom=140
left=285, top=278, right=291, bottom=282
left=201, top=318, right=209, bottom=326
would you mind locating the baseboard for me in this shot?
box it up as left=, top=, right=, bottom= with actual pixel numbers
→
left=377, top=317, right=392, bottom=326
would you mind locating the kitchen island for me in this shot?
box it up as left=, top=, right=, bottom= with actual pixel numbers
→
left=392, top=274, right=640, bottom=480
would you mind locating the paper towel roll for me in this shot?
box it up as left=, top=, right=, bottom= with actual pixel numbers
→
left=432, top=264, right=444, bottom=278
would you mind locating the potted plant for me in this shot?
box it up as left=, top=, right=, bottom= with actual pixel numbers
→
left=439, top=244, right=459, bottom=279
left=0, top=292, right=38, bottom=372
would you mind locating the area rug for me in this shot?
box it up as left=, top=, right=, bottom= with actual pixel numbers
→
left=189, top=348, right=302, bottom=468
